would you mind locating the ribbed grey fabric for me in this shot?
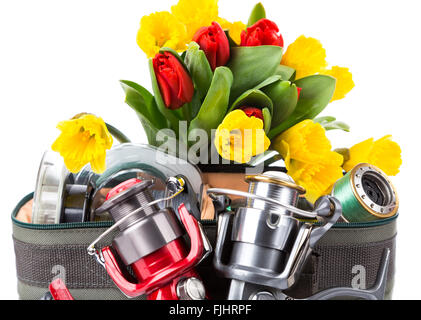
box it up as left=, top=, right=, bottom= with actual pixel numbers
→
left=17, top=280, right=139, bottom=300
left=13, top=237, right=115, bottom=289
left=285, top=236, right=396, bottom=299
left=13, top=222, right=397, bottom=300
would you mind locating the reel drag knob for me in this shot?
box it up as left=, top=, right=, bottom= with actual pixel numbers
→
left=176, top=277, right=206, bottom=300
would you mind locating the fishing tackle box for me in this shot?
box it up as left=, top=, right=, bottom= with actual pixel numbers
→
left=11, top=191, right=397, bottom=300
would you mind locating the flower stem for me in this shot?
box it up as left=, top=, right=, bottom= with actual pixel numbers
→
left=181, top=102, right=192, bottom=123
left=106, top=123, right=131, bottom=144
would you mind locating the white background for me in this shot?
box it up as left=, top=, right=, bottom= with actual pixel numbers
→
left=0, top=0, right=420, bottom=300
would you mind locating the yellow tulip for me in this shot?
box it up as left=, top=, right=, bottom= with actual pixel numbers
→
left=214, top=110, right=271, bottom=163
left=52, top=114, right=113, bottom=174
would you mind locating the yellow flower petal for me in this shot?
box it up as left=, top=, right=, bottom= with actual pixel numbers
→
left=171, top=0, right=219, bottom=39
left=51, top=114, right=113, bottom=174
left=281, top=35, right=328, bottom=79
left=342, top=138, right=374, bottom=172
left=216, top=17, right=246, bottom=45
left=136, top=11, right=188, bottom=58
left=321, top=66, right=355, bottom=101
left=214, top=110, right=271, bottom=163
left=288, top=154, right=344, bottom=203
left=273, top=120, right=333, bottom=164
left=272, top=119, right=344, bottom=202
left=344, top=136, right=402, bottom=176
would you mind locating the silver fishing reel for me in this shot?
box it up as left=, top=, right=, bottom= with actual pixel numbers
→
left=32, top=151, right=92, bottom=224
left=31, top=144, right=204, bottom=224
left=208, top=171, right=390, bottom=300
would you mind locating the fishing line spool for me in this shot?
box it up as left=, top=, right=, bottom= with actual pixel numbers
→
left=332, top=163, right=399, bottom=222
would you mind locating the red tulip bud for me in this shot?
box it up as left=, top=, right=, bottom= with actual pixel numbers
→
left=240, top=19, right=283, bottom=47
left=193, top=21, right=230, bottom=71
left=152, top=52, right=194, bottom=110
left=297, top=87, right=302, bottom=100
left=240, top=106, right=264, bottom=121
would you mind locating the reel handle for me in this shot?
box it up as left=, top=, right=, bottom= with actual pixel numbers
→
left=309, top=196, right=342, bottom=248
left=101, top=204, right=205, bottom=298
left=48, top=278, right=75, bottom=300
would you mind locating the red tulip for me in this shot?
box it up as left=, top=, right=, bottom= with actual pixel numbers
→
left=152, top=52, right=194, bottom=110
left=240, top=106, right=264, bottom=121
left=297, top=87, right=302, bottom=100
left=193, top=22, right=230, bottom=71
left=240, top=19, right=283, bottom=47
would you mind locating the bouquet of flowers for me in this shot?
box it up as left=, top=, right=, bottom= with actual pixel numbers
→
left=51, top=0, right=402, bottom=203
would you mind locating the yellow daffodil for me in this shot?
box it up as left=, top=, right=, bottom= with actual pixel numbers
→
left=136, top=11, right=188, bottom=58
left=343, top=135, right=402, bottom=176
left=272, top=119, right=344, bottom=202
left=52, top=114, right=113, bottom=174
left=214, top=110, right=271, bottom=163
left=171, top=0, right=219, bottom=39
left=216, top=17, right=246, bottom=45
left=321, top=66, right=355, bottom=101
left=281, top=35, right=328, bottom=80
left=287, top=155, right=344, bottom=203
left=282, top=36, right=354, bottom=101
left=274, top=120, right=333, bottom=164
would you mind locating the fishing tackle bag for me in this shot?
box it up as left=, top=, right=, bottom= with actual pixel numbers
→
left=11, top=192, right=397, bottom=300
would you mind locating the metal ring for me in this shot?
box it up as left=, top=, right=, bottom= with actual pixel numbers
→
left=207, top=188, right=318, bottom=219
left=350, top=163, right=399, bottom=218
left=245, top=175, right=306, bottom=194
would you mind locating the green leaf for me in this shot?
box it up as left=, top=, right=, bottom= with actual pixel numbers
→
left=275, top=65, right=296, bottom=81
left=227, top=45, right=283, bottom=102
left=229, top=89, right=273, bottom=115
left=149, top=59, right=183, bottom=135
left=268, top=75, right=336, bottom=139
left=248, top=3, right=266, bottom=27
left=138, top=118, right=162, bottom=147
left=314, top=116, right=350, bottom=132
left=262, top=107, right=272, bottom=134
left=253, top=75, right=282, bottom=91
left=334, top=148, right=350, bottom=163
left=120, top=80, right=165, bottom=146
left=184, top=42, right=213, bottom=100
left=262, top=80, right=298, bottom=128
left=189, top=67, right=234, bottom=137
left=189, top=91, right=202, bottom=120
left=325, top=121, right=350, bottom=132
left=313, top=116, right=336, bottom=124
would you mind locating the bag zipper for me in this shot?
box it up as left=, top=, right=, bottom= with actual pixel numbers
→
left=12, top=193, right=397, bottom=230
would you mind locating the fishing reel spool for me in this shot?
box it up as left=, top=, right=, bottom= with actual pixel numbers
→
left=31, top=144, right=204, bottom=224
left=208, top=171, right=390, bottom=300
left=88, top=175, right=211, bottom=300
left=32, top=151, right=93, bottom=224
left=332, top=163, right=399, bottom=222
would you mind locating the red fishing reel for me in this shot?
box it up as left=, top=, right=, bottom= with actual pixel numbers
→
left=88, top=177, right=211, bottom=300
